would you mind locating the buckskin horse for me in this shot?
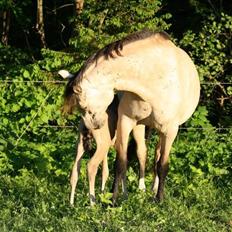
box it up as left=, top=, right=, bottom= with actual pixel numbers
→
left=62, top=29, right=200, bottom=203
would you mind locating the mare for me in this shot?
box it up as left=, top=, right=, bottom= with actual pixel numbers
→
left=62, top=29, right=200, bottom=202
left=59, top=70, right=147, bottom=205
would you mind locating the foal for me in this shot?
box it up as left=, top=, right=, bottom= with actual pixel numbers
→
left=70, top=97, right=146, bottom=205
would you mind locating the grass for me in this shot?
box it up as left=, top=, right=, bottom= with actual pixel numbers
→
left=0, top=170, right=231, bottom=232
left=1, top=130, right=231, bottom=231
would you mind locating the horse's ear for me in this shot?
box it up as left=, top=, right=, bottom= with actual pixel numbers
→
left=58, top=69, right=74, bottom=79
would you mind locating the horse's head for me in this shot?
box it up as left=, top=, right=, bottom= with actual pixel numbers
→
left=75, top=80, right=114, bottom=130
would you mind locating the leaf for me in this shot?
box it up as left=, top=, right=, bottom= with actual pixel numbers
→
left=54, top=169, right=66, bottom=176
left=11, top=104, right=20, bottom=112
left=40, top=113, right=49, bottom=123
left=23, top=70, right=30, bottom=78
left=2, top=118, right=8, bottom=125
left=19, top=118, right=25, bottom=124
left=99, top=192, right=113, bottom=204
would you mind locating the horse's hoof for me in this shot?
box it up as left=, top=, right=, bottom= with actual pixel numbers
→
left=153, top=194, right=164, bottom=203
left=89, top=194, right=96, bottom=206
left=139, top=178, right=146, bottom=191
left=70, top=202, right=75, bottom=207
left=139, top=187, right=146, bottom=192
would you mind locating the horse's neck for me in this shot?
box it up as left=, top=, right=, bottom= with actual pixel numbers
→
left=86, top=58, right=152, bottom=102
left=82, top=36, right=173, bottom=102
left=114, top=76, right=151, bottom=101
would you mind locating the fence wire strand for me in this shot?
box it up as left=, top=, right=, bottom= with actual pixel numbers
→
left=0, top=80, right=66, bottom=84
left=36, top=125, right=232, bottom=131
left=0, top=80, right=231, bottom=85
left=14, top=88, right=55, bottom=147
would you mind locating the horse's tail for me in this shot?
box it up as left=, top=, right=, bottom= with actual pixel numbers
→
left=59, top=70, right=78, bottom=115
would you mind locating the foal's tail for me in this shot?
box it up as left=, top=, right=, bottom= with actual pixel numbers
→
left=59, top=70, right=78, bottom=115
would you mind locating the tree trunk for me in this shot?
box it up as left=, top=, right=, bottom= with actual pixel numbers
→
left=75, top=0, right=84, bottom=15
left=1, top=10, right=10, bottom=46
left=36, top=0, right=46, bottom=48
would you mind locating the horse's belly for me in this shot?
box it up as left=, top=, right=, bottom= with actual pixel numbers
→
left=119, top=92, right=152, bottom=121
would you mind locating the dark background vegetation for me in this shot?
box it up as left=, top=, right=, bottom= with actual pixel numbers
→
left=0, top=0, right=231, bottom=231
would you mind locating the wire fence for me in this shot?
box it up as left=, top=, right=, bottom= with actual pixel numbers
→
left=0, top=80, right=231, bottom=85
left=0, top=80, right=66, bottom=84
left=1, top=79, right=231, bottom=144
left=37, top=125, right=232, bottom=130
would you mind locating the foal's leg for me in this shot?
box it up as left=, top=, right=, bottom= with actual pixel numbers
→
left=155, top=125, right=178, bottom=201
left=70, top=126, right=85, bottom=205
left=101, top=154, right=109, bottom=192
left=87, top=123, right=111, bottom=206
left=113, top=115, right=136, bottom=202
left=132, top=124, right=147, bottom=191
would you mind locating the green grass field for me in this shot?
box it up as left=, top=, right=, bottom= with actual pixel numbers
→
left=1, top=120, right=231, bottom=232
left=0, top=156, right=231, bottom=232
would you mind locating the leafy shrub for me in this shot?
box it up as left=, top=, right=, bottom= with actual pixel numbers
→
left=69, top=0, right=171, bottom=58
left=179, top=13, right=232, bottom=127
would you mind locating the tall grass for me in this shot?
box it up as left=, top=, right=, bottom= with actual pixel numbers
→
left=0, top=168, right=231, bottom=232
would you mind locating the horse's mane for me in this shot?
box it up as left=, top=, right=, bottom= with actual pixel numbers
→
left=63, top=29, right=170, bottom=114
left=76, top=29, right=170, bottom=81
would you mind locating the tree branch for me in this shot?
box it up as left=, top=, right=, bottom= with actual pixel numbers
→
left=36, top=0, right=46, bottom=48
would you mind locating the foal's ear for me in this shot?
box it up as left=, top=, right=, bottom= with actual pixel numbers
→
left=58, top=69, right=74, bottom=79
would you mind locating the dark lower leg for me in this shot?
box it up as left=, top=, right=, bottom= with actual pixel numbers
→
left=156, top=160, right=169, bottom=201
left=112, top=154, right=127, bottom=202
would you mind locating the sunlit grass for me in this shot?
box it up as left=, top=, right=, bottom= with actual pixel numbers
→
left=0, top=171, right=231, bottom=232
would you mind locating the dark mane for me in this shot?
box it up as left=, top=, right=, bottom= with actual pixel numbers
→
left=62, top=74, right=78, bottom=114
left=76, top=29, right=170, bottom=81
left=63, top=29, right=170, bottom=114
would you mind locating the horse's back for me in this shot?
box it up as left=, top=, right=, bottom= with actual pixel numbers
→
left=175, top=47, right=200, bottom=124
left=120, top=36, right=200, bottom=127
left=147, top=37, right=200, bottom=125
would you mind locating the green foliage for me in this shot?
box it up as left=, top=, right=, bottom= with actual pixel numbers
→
left=0, top=47, right=82, bottom=177
left=39, top=49, right=78, bottom=72
left=70, top=0, right=171, bottom=58
left=186, top=106, right=213, bottom=128
left=0, top=1, right=232, bottom=230
left=180, top=13, right=232, bottom=84
left=170, top=129, right=232, bottom=187
left=0, top=45, right=32, bottom=76
left=179, top=13, right=232, bottom=126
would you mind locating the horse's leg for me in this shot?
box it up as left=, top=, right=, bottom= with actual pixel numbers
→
left=88, top=123, right=111, bottom=206
left=113, top=114, right=135, bottom=202
left=155, top=125, right=178, bottom=201
left=132, top=124, right=147, bottom=191
left=70, top=126, right=85, bottom=205
left=151, top=134, right=161, bottom=195
left=101, top=153, right=109, bottom=192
